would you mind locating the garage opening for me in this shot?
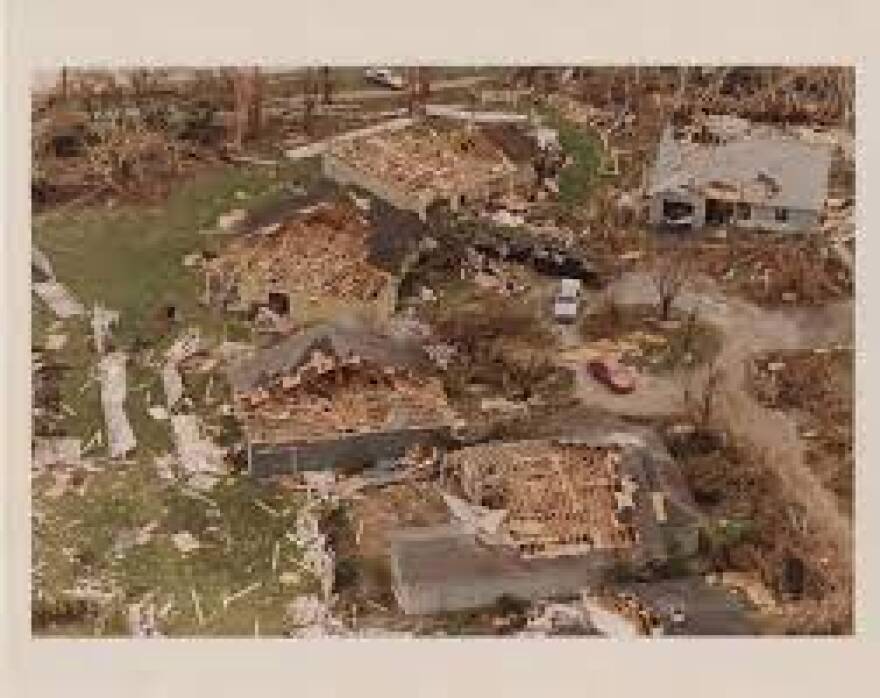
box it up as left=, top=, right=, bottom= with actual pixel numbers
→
left=662, top=199, right=695, bottom=226
left=705, top=198, right=735, bottom=225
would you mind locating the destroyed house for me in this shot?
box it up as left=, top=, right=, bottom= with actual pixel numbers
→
left=390, top=437, right=702, bottom=615
left=208, top=201, right=392, bottom=313
left=228, top=323, right=456, bottom=477
left=322, top=122, right=523, bottom=221
left=647, top=126, right=831, bottom=232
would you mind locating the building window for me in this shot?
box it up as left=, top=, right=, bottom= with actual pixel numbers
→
left=736, top=202, right=752, bottom=220
left=775, top=207, right=789, bottom=222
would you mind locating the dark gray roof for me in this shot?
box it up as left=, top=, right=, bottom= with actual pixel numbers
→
left=227, top=321, right=428, bottom=393
left=648, top=131, right=831, bottom=211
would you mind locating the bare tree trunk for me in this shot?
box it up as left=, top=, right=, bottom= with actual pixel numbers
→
left=248, top=67, right=262, bottom=140
left=321, top=66, right=332, bottom=105
left=418, top=66, right=430, bottom=100
left=303, top=67, right=315, bottom=135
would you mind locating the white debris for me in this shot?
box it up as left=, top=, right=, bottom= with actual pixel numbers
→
left=162, top=329, right=201, bottom=409
left=135, top=520, right=159, bottom=545
left=98, top=352, right=137, bottom=458
left=216, top=208, right=247, bottom=231
left=148, top=405, right=170, bottom=421
left=254, top=498, right=279, bottom=517
left=63, top=579, right=121, bottom=605
left=424, top=342, right=456, bottom=370
left=290, top=505, right=335, bottom=601
left=32, top=246, right=55, bottom=280
left=170, top=414, right=226, bottom=488
left=128, top=600, right=162, bottom=637
left=302, top=471, right=336, bottom=500
left=284, top=594, right=344, bottom=638
left=182, top=252, right=203, bottom=268
left=44, top=333, right=67, bottom=351
left=217, top=208, right=247, bottom=232
left=32, top=437, right=82, bottom=469
left=255, top=222, right=282, bottom=236
left=491, top=209, right=526, bottom=227
left=161, top=364, right=185, bottom=410
left=581, top=597, right=642, bottom=638
left=33, top=281, right=85, bottom=318
left=191, top=588, right=205, bottom=626
left=441, top=492, right=507, bottom=536
left=171, top=531, right=202, bottom=554
left=222, top=581, right=262, bottom=609
left=279, top=571, right=300, bottom=586
left=651, top=491, right=667, bottom=523
left=524, top=601, right=589, bottom=635
left=154, top=453, right=177, bottom=482
left=46, top=470, right=72, bottom=499
left=82, top=430, right=103, bottom=455
left=91, top=303, right=119, bottom=355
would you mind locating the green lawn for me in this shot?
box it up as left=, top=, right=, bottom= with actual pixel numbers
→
left=33, top=465, right=316, bottom=636
left=31, top=160, right=327, bottom=636
left=541, top=106, right=603, bottom=208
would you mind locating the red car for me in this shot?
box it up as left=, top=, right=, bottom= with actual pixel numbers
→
left=587, top=356, right=636, bottom=394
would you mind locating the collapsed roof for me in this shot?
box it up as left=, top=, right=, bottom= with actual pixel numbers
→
left=210, top=201, right=391, bottom=306
left=446, top=438, right=700, bottom=559
left=329, top=122, right=518, bottom=202
left=229, top=322, right=454, bottom=443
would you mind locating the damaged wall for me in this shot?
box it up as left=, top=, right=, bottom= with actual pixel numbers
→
left=248, top=425, right=453, bottom=477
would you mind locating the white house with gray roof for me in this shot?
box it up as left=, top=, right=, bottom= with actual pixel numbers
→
left=646, top=125, right=831, bottom=233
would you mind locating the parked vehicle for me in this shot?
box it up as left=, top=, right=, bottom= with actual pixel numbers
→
left=363, top=67, right=405, bottom=90
left=587, top=356, right=636, bottom=393
left=553, top=278, right=582, bottom=324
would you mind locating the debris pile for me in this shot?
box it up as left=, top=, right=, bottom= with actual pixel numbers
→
left=170, top=414, right=227, bottom=489
left=98, top=352, right=137, bottom=458
left=210, top=202, right=391, bottom=306
left=447, top=441, right=637, bottom=557
left=239, top=354, right=453, bottom=443
left=331, top=123, right=518, bottom=203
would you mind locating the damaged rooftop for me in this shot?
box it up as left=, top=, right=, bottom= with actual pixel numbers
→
left=29, top=66, right=854, bottom=639
left=648, top=125, right=832, bottom=212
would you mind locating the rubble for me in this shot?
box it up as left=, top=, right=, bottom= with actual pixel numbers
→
left=91, top=303, right=119, bottom=354
left=328, top=122, right=519, bottom=209
left=448, top=440, right=638, bottom=557
left=44, top=334, right=68, bottom=351
left=216, top=208, right=247, bottom=231
left=97, top=352, right=137, bottom=458
left=210, top=201, right=391, bottom=307
left=32, top=437, right=82, bottom=470
left=33, top=281, right=85, bottom=318
left=289, top=504, right=335, bottom=601
left=231, top=322, right=454, bottom=445
left=162, top=328, right=201, bottom=408
left=170, top=414, right=226, bottom=489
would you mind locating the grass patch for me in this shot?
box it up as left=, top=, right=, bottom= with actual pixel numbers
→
left=540, top=106, right=602, bottom=208
left=33, top=160, right=320, bottom=347
left=33, top=465, right=312, bottom=637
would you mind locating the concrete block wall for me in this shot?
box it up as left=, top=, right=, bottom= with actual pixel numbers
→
left=391, top=548, right=615, bottom=615
left=651, top=192, right=818, bottom=233
left=248, top=425, right=452, bottom=477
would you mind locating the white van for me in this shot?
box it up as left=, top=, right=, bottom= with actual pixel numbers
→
left=553, top=278, right=582, bottom=324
